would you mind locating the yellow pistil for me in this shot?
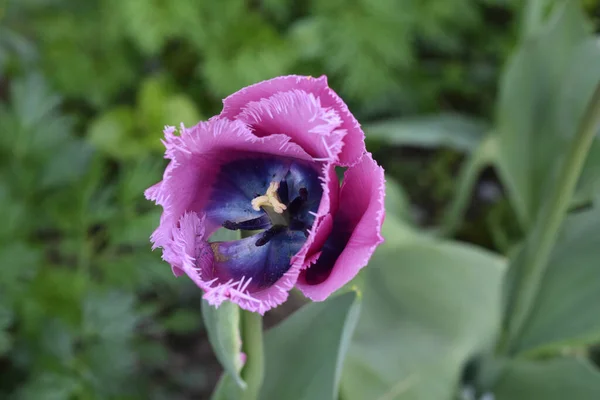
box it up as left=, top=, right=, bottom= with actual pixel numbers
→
left=251, top=182, right=287, bottom=213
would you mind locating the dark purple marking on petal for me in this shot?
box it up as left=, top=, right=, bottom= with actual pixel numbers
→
left=303, top=228, right=352, bottom=285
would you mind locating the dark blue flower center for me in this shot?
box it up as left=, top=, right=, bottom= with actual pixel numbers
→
left=204, top=156, right=323, bottom=290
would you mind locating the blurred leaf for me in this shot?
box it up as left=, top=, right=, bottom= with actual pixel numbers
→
left=40, top=140, right=93, bottom=188
left=494, top=2, right=600, bottom=227
left=38, top=319, right=75, bottom=366
left=173, top=367, right=209, bottom=391
left=306, top=3, right=411, bottom=101
left=87, top=107, right=139, bottom=159
left=0, top=331, right=11, bottom=356
left=440, top=135, right=498, bottom=236
left=341, top=225, right=506, bottom=400
left=137, top=75, right=201, bottom=146
left=110, top=210, right=160, bottom=247
left=161, top=308, right=201, bottom=335
left=493, top=358, right=600, bottom=400
left=202, top=300, right=245, bottom=389
left=112, top=0, right=177, bottom=55
left=0, top=243, right=41, bottom=293
left=82, top=340, right=137, bottom=396
left=513, top=205, right=600, bottom=354
left=261, top=291, right=360, bottom=400
left=0, top=185, right=26, bottom=240
left=117, top=158, right=164, bottom=206
left=574, top=140, right=600, bottom=207
left=82, top=291, right=138, bottom=342
left=32, top=5, right=136, bottom=107
left=365, top=113, right=488, bottom=152
left=14, top=373, right=80, bottom=400
left=384, top=176, right=412, bottom=223
left=199, top=2, right=296, bottom=97
left=0, top=300, right=12, bottom=356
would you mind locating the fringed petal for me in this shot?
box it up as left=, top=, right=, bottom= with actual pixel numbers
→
left=221, top=75, right=366, bottom=167
left=144, top=118, right=311, bottom=250
left=296, top=153, right=385, bottom=301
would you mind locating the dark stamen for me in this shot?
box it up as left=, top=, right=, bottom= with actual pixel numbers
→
left=222, top=220, right=237, bottom=230
left=255, top=225, right=284, bottom=246
left=299, top=187, right=308, bottom=201
left=223, top=215, right=271, bottom=231
left=287, top=187, right=308, bottom=215
left=277, top=180, right=290, bottom=204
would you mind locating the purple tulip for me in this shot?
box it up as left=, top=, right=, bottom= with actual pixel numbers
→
left=146, top=76, right=385, bottom=314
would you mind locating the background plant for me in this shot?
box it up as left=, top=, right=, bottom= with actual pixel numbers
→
left=1, top=0, right=600, bottom=399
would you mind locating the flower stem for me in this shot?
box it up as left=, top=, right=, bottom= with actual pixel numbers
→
left=502, top=82, right=600, bottom=354
left=439, top=134, right=496, bottom=237
left=240, top=309, right=264, bottom=400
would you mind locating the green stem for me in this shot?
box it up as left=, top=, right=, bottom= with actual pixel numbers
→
left=240, top=310, right=264, bottom=400
left=439, top=134, right=496, bottom=237
left=502, top=82, right=600, bottom=354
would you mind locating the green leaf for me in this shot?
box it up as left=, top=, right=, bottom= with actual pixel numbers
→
left=494, top=2, right=600, bottom=227
left=260, top=291, right=360, bottom=400
left=40, top=140, right=93, bottom=188
left=87, top=107, right=139, bottom=159
left=0, top=331, right=11, bottom=356
left=136, top=75, right=202, bottom=145
left=384, top=176, right=412, bottom=223
left=82, top=291, right=138, bottom=342
left=110, top=210, right=161, bottom=246
left=14, top=373, right=80, bottom=400
left=513, top=205, right=600, bottom=354
left=0, top=302, right=12, bottom=356
left=493, top=358, right=600, bottom=400
left=202, top=300, right=246, bottom=389
left=365, top=113, right=488, bottom=152
left=341, top=229, right=506, bottom=400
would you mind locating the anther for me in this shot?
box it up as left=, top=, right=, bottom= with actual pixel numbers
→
left=255, top=226, right=283, bottom=247
left=251, top=182, right=287, bottom=214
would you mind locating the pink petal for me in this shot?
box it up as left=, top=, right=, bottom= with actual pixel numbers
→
left=221, top=75, right=366, bottom=167
left=238, top=89, right=346, bottom=163
left=291, top=163, right=340, bottom=270
left=296, top=153, right=385, bottom=301
left=169, top=212, right=303, bottom=315
left=144, top=118, right=311, bottom=250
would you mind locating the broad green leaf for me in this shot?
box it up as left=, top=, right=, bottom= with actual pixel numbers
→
left=384, top=176, right=412, bottom=223
left=493, top=358, right=600, bottom=400
left=365, top=113, right=488, bottom=152
left=562, top=39, right=600, bottom=206
left=494, top=2, right=600, bottom=227
left=341, top=230, right=506, bottom=400
left=202, top=300, right=246, bottom=389
left=261, top=291, right=360, bottom=400
left=513, top=205, right=600, bottom=354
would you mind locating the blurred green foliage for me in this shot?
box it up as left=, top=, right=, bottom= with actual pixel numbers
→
left=1, top=0, right=600, bottom=399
